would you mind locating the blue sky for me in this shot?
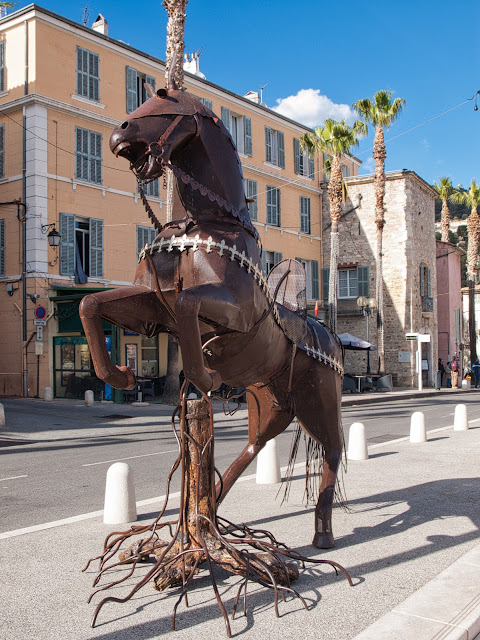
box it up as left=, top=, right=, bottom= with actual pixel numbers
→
left=14, top=0, right=480, bottom=187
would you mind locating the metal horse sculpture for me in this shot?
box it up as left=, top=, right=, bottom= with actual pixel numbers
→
left=79, top=77, right=344, bottom=549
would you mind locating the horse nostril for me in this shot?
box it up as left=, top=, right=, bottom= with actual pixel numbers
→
left=121, top=121, right=128, bottom=129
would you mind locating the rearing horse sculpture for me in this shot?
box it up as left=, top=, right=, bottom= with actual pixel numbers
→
left=79, top=77, right=344, bottom=549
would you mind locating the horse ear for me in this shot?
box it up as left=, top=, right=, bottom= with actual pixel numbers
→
left=167, top=51, right=179, bottom=91
left=144, top=83, right=157, bottom=98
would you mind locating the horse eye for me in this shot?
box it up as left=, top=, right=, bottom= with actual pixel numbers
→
left=120, top=121, right=128, bottom=130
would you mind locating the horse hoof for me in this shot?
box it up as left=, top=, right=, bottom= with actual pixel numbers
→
left=312, top=532, right=335, bottom=549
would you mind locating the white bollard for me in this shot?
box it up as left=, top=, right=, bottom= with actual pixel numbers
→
left=256, top=438, right=281, bottom=484
left=347, top=422, right=368, bottom=460
left=0, top=403, right=4, bottom=428
left=462, top=379, right=471, bottom=391
left=44, top=387, right=53, bottom=402
left=85, top=390, right=94, bottom=406
left=103, top=462, right=137, bottom=524
left=410, top=411, right=427, bottom=443
left=454, top=404, right=469, bottom=431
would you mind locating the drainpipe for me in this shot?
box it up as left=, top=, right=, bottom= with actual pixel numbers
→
left=21, top=21, right=29, bottom=395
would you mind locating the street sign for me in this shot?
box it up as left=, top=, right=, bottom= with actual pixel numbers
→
left=36, top=325, right=43, bottom=341
left=34, top=319, right=46, bottom=326
left=34, top=305, right=46, bottom=319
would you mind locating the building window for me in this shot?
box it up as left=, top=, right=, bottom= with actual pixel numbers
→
left=420, top=264, right=433, bottom=311
left=141, top=336, right=158, bottom=377
left=137, top=179, right=159, bottom=198
left=60, top=213, right=104, bottom=280
left=341, top=164, right=351, bottom=177
left=294, top=138, right=314, bottom=178
left=300, top=196, right=311, bottom=234
left=126, top=66, right=156, bottom=113
left=323, top=152, right=331, bottom=181
left=265, top=126, right=285, bottom=168
left=246, top=179, right=257, bottom=221
left=0, top=41, right=5, bottom=92
left=296, top=258, right=319, bottom=300
left=0, top=124, right=4, bottom=178
left=261, top=250, right=282, bottom=275
left=266, top=186, right=281, bottom=226
left=137, top=225, right=157, bottom=259
left=75, top=127, right=102, bottom=184
left=322, top=266, right=369, bottom=301
left=0, top=218, right=5, bottom=276
left=199, top=97, right=212, bottom=110
left=76, top=46, right=99, bottom=102
left=221, top=107, right=252, bottom=156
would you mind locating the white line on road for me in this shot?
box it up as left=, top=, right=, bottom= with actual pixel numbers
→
left=82, top=449, right=178, bottom=467
left=0, top=475, right=28, bottom=482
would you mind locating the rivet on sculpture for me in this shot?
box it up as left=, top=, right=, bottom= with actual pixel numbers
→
left=81, top=65, right=350, bottom=634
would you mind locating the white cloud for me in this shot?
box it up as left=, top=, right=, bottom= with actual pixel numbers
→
left=360, top=157, right=375, bottom=174
left=271, top=88, right=357, bottom=128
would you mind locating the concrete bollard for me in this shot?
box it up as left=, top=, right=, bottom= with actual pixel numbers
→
left=454, top=404, right=469, bottom=431
left=347, top=422, right=368, bottom=460
left=410, top=411, right=427, bottom=443
left=461, top=379, right=471, bottom=391
left=85, top=390, right=94, bottom=406
left=103, top=462, right=137, bottom=524
left=0, top=403, right=4, bottom=428
left=256, top=437, right=281, bottom=484
left=44, top=387, right=53, bottom=402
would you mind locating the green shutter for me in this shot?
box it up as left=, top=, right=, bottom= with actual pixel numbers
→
left=0, top=41, right=4, bottom=92
left=126, top=66, right=137, bottom=113
left=322, top=267, right=330, bottom=301
left=277, top=131, right=285, bottom=168
left=89, top=218, right=103, bottom=278
left=420, top=264, right=424, bottom=297
left=308, top=155, right=315, bottom=179
left=265, top=126, right=272, bottom=163
left=261, top=251, right=267, bottom=274
left=357, top=266, right=369, bottom=297
left=274, top=252, right=283, bottom=265
left=246, top=179, right=257, bottom=220
left=276, top=187, right=281, bottom=226
left=294, top=138, right=300, bottom=174
left=0, top=124, right=4, bottom=178
left=244, top=116, right=252, bottom=156
left=311, top=260, right=319, bottom=300
left=427, top=267, right=431, bottom=297
left=221, top=107, right=231, bottom=132
left=145, top=74, right=155, bottom=91
left=202, top=98, right=213, bottom=110
left=0, top=218, right=5, bottom=276
left=60, top=212, right=75, bottom=276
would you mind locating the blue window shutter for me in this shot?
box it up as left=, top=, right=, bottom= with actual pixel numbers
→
left=221, top=107, right=231, bottom=132
left=261, top=251, right=267, bottom=274
left=0, top=218, right=5, bottom=276
left=277, top=187, right=281, bottom=226
left=126, top=66, right=137, bottom=113
left=145, top=74, right=155, bottom=91
left=202, top=98, right=213, bottom=110
left=89, top=218, right=103, bottom=278
left=0, top=124, right=4, bottom=178
left=308, top=154, right=315, bottom=179
left=244, top=116, right=252, bottom=156
left=60, top=212, right=75, bottom=276
left=274, top=252, right=283, bottom=265
left=265, top=126, right=272, bottom=163
left=294, top=138, right=300, bottom=174
left=419, top=264, right=424, bottom=297
left=357, top=266, right=369, bottom=297
left=246, top=179, right=257, bottom=220
left=0, top=41, right=5, bottom=92
left=88, top=51, right=99, bottom=101
left=322, top=267, right=330, bottom=301
left=277, top=131, right=285, bottom=168
left=311, top=260, right=319, bottom=299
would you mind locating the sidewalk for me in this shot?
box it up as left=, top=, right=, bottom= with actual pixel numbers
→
left=1, top=391, right=480, bottom=639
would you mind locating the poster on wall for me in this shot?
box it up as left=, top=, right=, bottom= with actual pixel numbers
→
left=125, top=344, right=138, bottom=375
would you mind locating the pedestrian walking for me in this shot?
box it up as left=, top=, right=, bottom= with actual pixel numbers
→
left=472, top=359, right=480, bottom=389
left=445, top=361, right=452, bottom=388
left=450, top=356, right=459, bottom=389
left=438, top=358, right=446, bottom=387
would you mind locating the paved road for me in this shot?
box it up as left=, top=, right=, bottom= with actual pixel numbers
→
left=1, top=393, right=478, bottom=533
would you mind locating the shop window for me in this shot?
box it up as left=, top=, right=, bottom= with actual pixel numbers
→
left=141, top=336, right=158, bottom=377
left=126, top=66, right=156, bottom=113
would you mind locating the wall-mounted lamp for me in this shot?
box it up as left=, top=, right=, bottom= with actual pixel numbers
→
left=41, top=223, right=61, bottom=248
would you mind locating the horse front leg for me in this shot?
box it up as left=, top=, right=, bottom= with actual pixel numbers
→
left=80, top=287, right=163, bottom=390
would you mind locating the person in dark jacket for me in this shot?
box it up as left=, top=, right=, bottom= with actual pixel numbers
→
left=472, top=359, right=480, bottom=389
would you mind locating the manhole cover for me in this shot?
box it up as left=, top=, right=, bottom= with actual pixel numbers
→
left=0, top=439, right=35, bottom=448
left=99, top=415, right=133, bottom=420
left=368, top=434, right=402, bottom=444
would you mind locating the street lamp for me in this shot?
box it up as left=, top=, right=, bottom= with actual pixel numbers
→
left=41, top=223, right=61, bottom=248
left=356, top=296, right=378, bottom=374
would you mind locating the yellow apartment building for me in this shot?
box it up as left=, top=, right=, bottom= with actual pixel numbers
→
left=0, top=5, right=360, bottom=399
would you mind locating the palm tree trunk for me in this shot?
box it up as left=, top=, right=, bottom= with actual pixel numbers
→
left=163, top=0, right=188, bottom=87
left=327, top=156, right=343, bottom=334
left=467, top=208, right=480, bottom=364
left=162, top=335, right=180, bottom=403
left=440, top=200, right=450, bottom=243
left=373, top=124, right=387, bottom=375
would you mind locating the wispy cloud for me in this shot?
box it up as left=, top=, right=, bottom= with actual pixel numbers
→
left=271, top=88, right=357, bottom=128
left=360, top=157, right=375, bottom=174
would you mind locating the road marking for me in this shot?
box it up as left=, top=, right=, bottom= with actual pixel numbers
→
left=0, top=475, right=28, bottom=482
left=82, top=449, right=178, bottom=467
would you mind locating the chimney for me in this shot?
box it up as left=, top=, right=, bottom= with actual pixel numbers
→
left=183, top=52, right=206, bottom=79
left=244, top=91, right=260, bottom=104
left=92, top=14, right=108, bottom=36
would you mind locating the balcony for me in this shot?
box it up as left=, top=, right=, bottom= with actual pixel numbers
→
left=421, top=296, right=434, bottom=313
left=336, top=299, right=364, bottom=316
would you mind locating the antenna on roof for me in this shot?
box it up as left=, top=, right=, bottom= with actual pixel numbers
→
left=82, top=2, right=90, bottom=26
left=259, top=82, right=268, bottom=105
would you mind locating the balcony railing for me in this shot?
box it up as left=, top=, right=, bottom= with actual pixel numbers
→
left=421, top=296, right=434, bottom=313
left=336, top=299, right=364, bottom=316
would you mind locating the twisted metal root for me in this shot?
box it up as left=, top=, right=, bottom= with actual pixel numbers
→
left=84, top=387, right=352, bottom=637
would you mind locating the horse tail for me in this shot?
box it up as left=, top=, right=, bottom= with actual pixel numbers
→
left=279, top=421, right=348, bottom=511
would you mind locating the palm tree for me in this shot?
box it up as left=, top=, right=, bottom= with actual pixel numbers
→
left=433, top=177, right=459, bottom=243
left=452, top=180, right=480, bottom=363
left=353, top=90, right=405, bottom=374
left=300, top=118, right=365, bottom=333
